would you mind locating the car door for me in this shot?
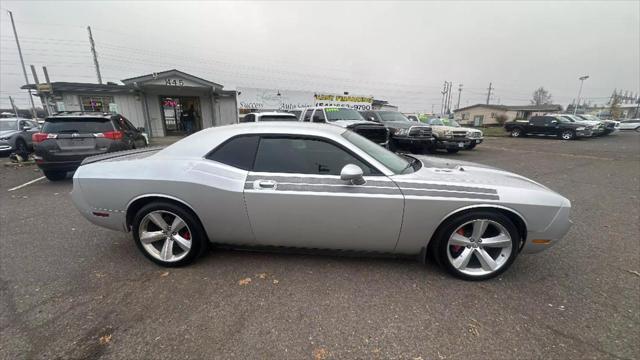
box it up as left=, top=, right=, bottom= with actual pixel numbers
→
left=528, top=116, right=546, bottom=134
left=243, top=135, right=404, bottom=252
left=121, top=116, right=146, bottom=147
left=21, top=120, right=39, bottom=147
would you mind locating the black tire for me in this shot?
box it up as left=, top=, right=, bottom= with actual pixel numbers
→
left=465, top=143, right=477, bottom=150
left=132, top=201, right=207, bottom=267
left=510, top=127, right=523, bottom=137
left=446, top=148, right=459, bottom=154
left=43, top=171, right=67, bottom=181
left=635, top=126, right=640, bottom=132
left=388, top=139, right=398, bottom=153
left=15, top=139, right=28, bottom=156
left=432, top=210, right=520, bottom=281
left=560, top=130, right=575, bottom=140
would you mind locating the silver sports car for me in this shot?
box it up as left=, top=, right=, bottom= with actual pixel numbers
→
left=72, top=122, right=572, bottom=280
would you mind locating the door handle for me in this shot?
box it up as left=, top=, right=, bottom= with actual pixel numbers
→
left=254, top=179, right=277, bottom=190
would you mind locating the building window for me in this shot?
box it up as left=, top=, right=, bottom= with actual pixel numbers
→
left=473, top=115, right=484, bottom=126
left=461, top=113, right=469, bottom=120
left=490, top=112, right=496, bottom=118
left=80, top=96, right=114, bottom=112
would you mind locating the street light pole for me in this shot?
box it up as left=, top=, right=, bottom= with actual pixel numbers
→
left=573, top=75, right=589, bottom=115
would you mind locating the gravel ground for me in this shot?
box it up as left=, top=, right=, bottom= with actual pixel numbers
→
left=1, top=131, right=638, bottom=360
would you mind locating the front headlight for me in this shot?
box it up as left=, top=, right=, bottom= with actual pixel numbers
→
left=576, top=127, right=586, bottom=131
left=395, top=128, right=409, bottom=136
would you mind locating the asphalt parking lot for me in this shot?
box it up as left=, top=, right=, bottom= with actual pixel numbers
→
left=1, top=132, right=638, bottom=360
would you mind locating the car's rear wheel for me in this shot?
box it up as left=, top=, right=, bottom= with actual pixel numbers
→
left=43, top=171, right=67, bottom=181
left=15, top=139, right=28, bottom=155
left=132, top=202, right=207, bottom=267
left=434, top=211, right=519, bottom=281
left=510, top=128, right=523, bottom=137
left=560, top=130, right=575, bottom=140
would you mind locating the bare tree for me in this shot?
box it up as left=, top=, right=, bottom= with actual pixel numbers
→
left=609, top=90, right=622, bottom=119
left=531, top=87, right=553, bottom=106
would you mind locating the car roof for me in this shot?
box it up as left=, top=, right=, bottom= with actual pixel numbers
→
left=249, top=112, right=297, bottom=116
left=0, top=117, right=29, bottom=121
left=47, top=112, right=114, bottom=119
left=160, top=122, right=347, bottom=159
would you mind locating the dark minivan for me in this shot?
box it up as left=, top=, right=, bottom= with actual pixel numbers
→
left=33, top=112, right=147, bottom=180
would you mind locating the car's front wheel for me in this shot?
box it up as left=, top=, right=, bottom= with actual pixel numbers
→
left=434, top=211, right=520, bottom=280
left=132, top=201, right=207, bottom=267
left=465, top=143, right=477, bottom=150
left=560, top=130, right=575, bottom=140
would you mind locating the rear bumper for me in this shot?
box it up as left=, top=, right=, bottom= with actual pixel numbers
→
left=34, top=149, right=110, bottom=172
left=71, top=174, right=127, bottom=232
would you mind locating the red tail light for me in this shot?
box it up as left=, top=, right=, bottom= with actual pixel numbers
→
left=32, top=133, right=57, bottom=143
left=101, top=131, right=124, bottom=140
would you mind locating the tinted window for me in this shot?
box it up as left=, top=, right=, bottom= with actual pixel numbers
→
left=240, top=114, right=255, bottom=123
left=303, top=109, right=313, bottom=122
left=259, top=115, right=297, bottom=122
left=312, top=109, right=326, bottom=123
left=42, top=117, right=114, bottom=133
left=253, top=137, right=376, bottom=175
left=529, top=117, right=545, bottom=126
left=206, top=135, right=259, bottom=170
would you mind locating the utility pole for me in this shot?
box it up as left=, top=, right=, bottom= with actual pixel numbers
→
left=9, top=96, right=19, bottom=117
left=87, top=26, right=103, bottom=84
left=456, top=84, right=463, bottom=109
left=486, top=82, right=493, bottom=105
left=7, top=10, right=37, bottom=119
left=573, top=75, right=589, bottom=115
left=440, top=82, right=448, bottom=115
left=447, top=81, right=453, bottom=113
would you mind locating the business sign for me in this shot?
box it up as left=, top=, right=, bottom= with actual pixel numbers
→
left=238, top=88, right=374, bottom=111
left=314, top=94, right=373, bottom=111
left=237, top=87, right=315, bottom=110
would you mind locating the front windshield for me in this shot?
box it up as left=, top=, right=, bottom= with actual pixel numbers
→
left=342, top=130, right=415, bottom=174
left=379, top=111, right=410, bottom=122
left=0, top=120, right=18, bottom=131
left=442, top=118, right=461, bottom=127
left=429, top=118, right=444, bottom=126
left=325, top=108, right=364, bottom=121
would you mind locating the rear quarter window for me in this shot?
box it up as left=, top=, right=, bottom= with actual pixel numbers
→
left=42, top=117, right=114, bottom=133
left=206, top=135, right=259, bottom=170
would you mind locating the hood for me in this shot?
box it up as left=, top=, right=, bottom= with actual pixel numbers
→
left=0, top=130, right=19, bottom=139
left=395, top=155, right=553, bottom=193
left=332, top=120, right=382, bottom=128
left=382, top=121, right=426, bottom=129
left=458, top=126, right=481, bottom=134
left=431, top=124, right=464, bottom=131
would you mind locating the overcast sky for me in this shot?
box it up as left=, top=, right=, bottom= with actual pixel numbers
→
left=1, top=0, right=638, bottom=112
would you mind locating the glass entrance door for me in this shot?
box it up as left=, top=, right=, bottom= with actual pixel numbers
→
left=160, top=96, right=201, bottom=135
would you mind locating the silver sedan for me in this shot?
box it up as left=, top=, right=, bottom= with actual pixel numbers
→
left=72, top=122, right=572, bottom=280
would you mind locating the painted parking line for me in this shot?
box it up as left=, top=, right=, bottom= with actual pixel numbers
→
left=7, top=176, right=46, bottom=192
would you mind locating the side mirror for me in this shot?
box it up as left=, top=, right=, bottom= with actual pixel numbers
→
left=340, top=164, right=365, bottom=185
left=368, top=116, right=377, bottom=122
left=22, top=126, right=32, bottom=131
left=551, top=120, right=558, bottom=124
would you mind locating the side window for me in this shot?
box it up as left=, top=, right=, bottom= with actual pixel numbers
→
left=363, top=112, right=376, bottom=122
left=312, top=109, right=326, bottom=123
left=529, top=117, right=543, bottom=126
left=241, top=114, right=255, bottom=123
left=253, top=137, right=378, bottom=176
left=303, top=109, right=313, bottom=122
left=206, top=135, right=259, bottom=170
left=19, top=120, right=27, bottom=129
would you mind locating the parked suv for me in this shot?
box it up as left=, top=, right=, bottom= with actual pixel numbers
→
left=576, top=114, right=617, bottom=135
left=359, top=110, right=434, bottom=153
left=240, top=112, right=298, bottom=122
left=504, top=115, right=592, bottom=140
left=298, top=106, right=389, bottom=146
left=33, top=112, right=147, bottom=180
left=425, top=118, right=472, bottom=153
left=0, top=117, right=39, bottom=156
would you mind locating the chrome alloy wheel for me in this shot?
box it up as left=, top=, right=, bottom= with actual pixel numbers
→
left=138, top=210, right=192, bottom=262
left=511, top=129, right=521, bottom=137
left=561, top=131, right=573, bottom=140
left=446, top=219, right=513, bottom=277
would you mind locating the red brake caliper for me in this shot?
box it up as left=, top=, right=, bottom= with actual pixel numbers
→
left=180, top=229, right=191, bottom=240
left=451, top=228, right=465, bottom=253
